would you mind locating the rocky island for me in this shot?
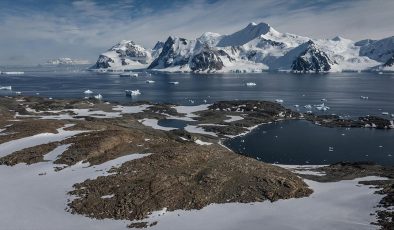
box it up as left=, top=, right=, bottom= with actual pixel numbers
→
left=0, top=95, right=392, bottom=229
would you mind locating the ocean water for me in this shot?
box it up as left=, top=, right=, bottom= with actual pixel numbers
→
left=1, top=66, right=393, bottom=165
left=224, top=120, right=394, bottom=165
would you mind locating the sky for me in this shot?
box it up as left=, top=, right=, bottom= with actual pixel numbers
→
left=0, top=0, right=393, bottom=65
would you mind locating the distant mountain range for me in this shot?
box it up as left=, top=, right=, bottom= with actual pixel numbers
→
left=91, top=22, right=394, bottom=73
left=45, top=58, right=90, bottom=65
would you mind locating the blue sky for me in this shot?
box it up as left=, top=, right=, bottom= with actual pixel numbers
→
left=1, top=0, right=393, bottom=65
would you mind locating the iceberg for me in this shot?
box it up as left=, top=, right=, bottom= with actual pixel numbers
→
left=1, top=72, right=24, bottom=75
left=246, top=82, right=257, bottom=86
left=0, top=86, right=12, bottom=90
left=314, top=103, right=330, bottom=111
left=125, top=89, right=141, bottom=96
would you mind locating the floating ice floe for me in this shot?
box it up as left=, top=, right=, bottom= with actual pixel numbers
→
left=84, top=89, right=93, bottom=94
left=275, top=99, right=284, bottom=103
left=169, top=81, right=179, bottom=85
left=360, top=96, right=369, bottom=100
left=1, top=71, right=24, bottom=75
left=246, top=82, right=256, bottom=86
left=321, top=98, right=327, bottom=102
left=314, top=103, right=330, bottom=111
left=294, top=105, right=300, bottom=108
left=0, top=86, right=12, bottom=90
left=381, top=112, right=389, bottom=116
left=120, top=72, right=138, bottom=77
left=125, top=89, right=141, bottom=96
left=329, top=146, right=334, bottom=152
left=146, top=80, right=155, bottom=84
left=15, top=91, right=22, bottom=95
left=94, top=94, right=103, bottom=100
left=304, top=104, right=312, bottom=109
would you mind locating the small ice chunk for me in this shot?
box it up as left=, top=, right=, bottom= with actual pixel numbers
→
left=84, top=89, right=93, bottom=94
left=246, top=82, right=256, bottom=86
left=94, top=94, right=103, bottom=100
left=169, top=81, right=179, bottom=85
left=381, top=112, right=389, bottom=116
left=315, top=103, right=330, bottom=111
left=275, top=99, right=284, bottom=103
left=0, top=86, right=12, bottom=90
left=360, top=96, right=369, bottom=100
left=125, top=90, right=141, bottom=96
left=146, top=80, right=155, bottom=84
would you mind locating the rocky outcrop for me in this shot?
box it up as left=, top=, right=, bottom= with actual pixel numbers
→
left=291, top=40, right=335, bottom=72
left=148, top=36, right=193, bottom=69
left=190, top=45, right=224, bottom=72
left=92, top=40, right=151, bottom=69
left=93, top=55, right=114, bottom=69
left=359, top=36, right=394, bottom=63
left=68, top=143, right=312, bottom=221
left=383, top=55, right=394, bottom=67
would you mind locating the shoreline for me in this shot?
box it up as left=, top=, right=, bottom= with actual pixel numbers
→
left=0, top=95, right=393, bottom=229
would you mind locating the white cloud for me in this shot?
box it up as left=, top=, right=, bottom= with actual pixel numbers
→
left=0, top=0, right=393, bottom=65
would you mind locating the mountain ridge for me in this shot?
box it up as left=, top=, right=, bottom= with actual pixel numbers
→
left=91, top=22, right=394, bottom=73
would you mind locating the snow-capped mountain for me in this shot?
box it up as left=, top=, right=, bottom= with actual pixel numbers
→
left=92, top=40, right=154, bottom=69
left=91, top=22, right=394, bottom=73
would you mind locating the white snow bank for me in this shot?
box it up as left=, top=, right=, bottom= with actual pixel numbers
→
left=43, top=144, right=73, bottom=162
left=0, top=153, right=149, bottom=230
left=184, top=125, right=217, bottom=137
left=194, top=140, right=213, bottom=145
left=224, top=115, right=244, bottom=123
left=17, top=105, right=150, bottom=120
left=173, top=104, right=211, bottom=119
left=0, top=125, right=86, bottom=157
left=139, top=118, right=177, bottom=131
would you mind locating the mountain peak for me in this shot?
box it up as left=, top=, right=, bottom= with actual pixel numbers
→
left=247, top=22, right=258, bottom=27
left=217, top=22, right=275, bottom=47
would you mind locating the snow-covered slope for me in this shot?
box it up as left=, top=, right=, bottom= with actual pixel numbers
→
left=92, top=40, right=152, bottom=69
left=92, top=22, right=394, bottom=73
left=359, top=36, right=394, bottom=63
